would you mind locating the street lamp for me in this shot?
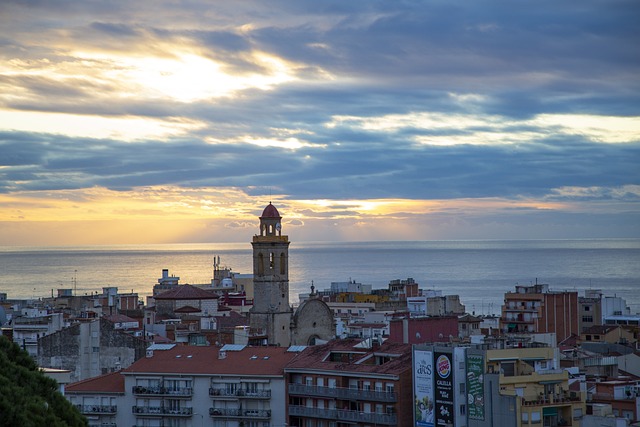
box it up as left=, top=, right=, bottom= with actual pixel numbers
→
left=193, top=412, right=204, bottom=427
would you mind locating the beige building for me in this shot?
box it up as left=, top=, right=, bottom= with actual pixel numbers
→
left=486, top=346, right=586, bottom=427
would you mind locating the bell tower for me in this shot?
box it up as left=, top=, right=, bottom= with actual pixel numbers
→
left=249, top=202, right=292, bottom=346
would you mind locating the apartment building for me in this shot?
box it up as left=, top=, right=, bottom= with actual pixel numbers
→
left=285, top=339, right=414, bottom=427
left=65, top=343, right=301, bottom=427
left=500, top=283, right=578, bottom=344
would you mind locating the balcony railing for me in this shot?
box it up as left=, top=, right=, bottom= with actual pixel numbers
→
left=289, top=405, right=397, bottom=425
left=75, top=404, right=117, bottom=414
left=209, top=408, right=271, bottom=419
left=132, top=386, right=193, bottom=397
left=522, top=395, right=582, bottom=406
left=288, top=383, right=397, bottom=402
left=209, top=388, right=271, bottom=399
left=132, top=406, right=193, bottom=416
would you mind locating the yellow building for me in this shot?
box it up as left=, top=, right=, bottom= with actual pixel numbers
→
left=486, top=347, right=585, bottom=427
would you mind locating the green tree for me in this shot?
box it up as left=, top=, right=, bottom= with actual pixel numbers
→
left=0, top=336, right=87, bottom=427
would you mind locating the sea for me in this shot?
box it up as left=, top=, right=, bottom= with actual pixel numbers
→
left=1, top=239, right=639, bottom=316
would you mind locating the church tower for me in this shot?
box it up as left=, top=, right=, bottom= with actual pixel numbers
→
left=249, top=202, right=292, bottom=346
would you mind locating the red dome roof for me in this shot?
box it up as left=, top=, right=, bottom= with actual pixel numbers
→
left=261, top=202, right=280, bottom=218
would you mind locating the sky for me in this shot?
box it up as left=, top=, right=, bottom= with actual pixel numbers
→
left=0, top=1, right=639, bottom=246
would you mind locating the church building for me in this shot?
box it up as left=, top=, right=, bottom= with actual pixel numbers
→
left=249, top=203, right=334, bottom=346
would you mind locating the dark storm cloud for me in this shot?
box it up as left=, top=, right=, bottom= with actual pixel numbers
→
left=1, top=126, right=637, bottom=202
left=0, top=0, right=638, bottom=220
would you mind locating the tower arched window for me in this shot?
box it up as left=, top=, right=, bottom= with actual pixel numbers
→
left=269, top=252, right=275, bottom=270
left=280, top=252, right=286, bottom=275
left=258, top=253, right=264, bottom=275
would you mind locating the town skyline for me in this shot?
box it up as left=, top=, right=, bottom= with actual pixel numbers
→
left=1, top=1, right=639, bottom=246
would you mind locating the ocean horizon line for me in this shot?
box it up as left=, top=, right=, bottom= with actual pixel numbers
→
left=1, top=237, right=639, bottom=253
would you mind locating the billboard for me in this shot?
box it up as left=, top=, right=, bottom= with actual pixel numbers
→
left=466, top=353, right=485, bottom=420
left=434, top=351, right=454, bottom=426
left=413, top=349, right=435, bottom=427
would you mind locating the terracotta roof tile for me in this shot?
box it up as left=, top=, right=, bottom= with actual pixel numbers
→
left=123, top=345, right=298, bottom=376
left=284, top=339, right=412, bottom=376
left=66, top=371, right=124, bottom=394
left=261, top=202, right=280, bottom=218
left=155, top=284, right=219, bottom=300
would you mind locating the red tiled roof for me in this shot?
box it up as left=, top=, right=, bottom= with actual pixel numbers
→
left=216, top=311, right=249, bottom=329
left=123, top=345, right=298, bottom=376
left=66, top=371, right=124, bottom=394
left=154, top=284, right=219, bottom=301
left=284, top=338, right=412, bottom=376
left=261, top=202, right=280, bottom=218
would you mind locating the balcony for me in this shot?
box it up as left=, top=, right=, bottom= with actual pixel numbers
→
left=289, top=405, right=397, bottom=425
left=132, top=406, right=193, bottom=416
left=132, top=385, right=193, bottom=397
left=75, top=404, right=117, bottom=414
left=521, top=394, right=582, bottom=407
left=288, top=383, right=397, bottom=402
left=209, top=408, right=271, bottom=419
left=209, top=388, right=271, bottom=399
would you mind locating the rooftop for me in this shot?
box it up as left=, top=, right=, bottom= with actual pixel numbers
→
left=285, top=338, right=412, bottom=376
left=66, top=371, right=124, bottom=394
left=154, top=284, right=219, bottom=301
left=123, top=345, right=299, bottom=376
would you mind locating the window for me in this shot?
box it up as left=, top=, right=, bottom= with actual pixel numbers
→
left=531, top=411, right=541, bottom=423
left=584, top=305, right=590, bottom=311
left=582, top=316, right=593, bottom=323
left=522, top=412, right=529, bottom=423
left=460, top=404, right=466, bottom=415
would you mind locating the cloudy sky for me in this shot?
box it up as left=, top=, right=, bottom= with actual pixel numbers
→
left=0, top=1, right=639, bottom=246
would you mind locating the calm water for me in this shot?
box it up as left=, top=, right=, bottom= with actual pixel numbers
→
left=1, top=239, right=639, bottom=315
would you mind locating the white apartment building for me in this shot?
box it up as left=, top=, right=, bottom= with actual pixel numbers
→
left=65, top=343, right=301, bottom=427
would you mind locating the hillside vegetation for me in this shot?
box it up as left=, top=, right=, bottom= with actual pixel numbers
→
left=0, top=336, right=86, bottom=426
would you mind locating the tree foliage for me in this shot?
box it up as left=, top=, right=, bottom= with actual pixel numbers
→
left=0, top=336, right=87, bottom=427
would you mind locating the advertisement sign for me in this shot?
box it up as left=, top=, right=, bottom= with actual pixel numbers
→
left=413, top=350, right=435, bottom=427
left=434, top=352, right=454, bottom=426
left=466, top=354, right=485, bottom=420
